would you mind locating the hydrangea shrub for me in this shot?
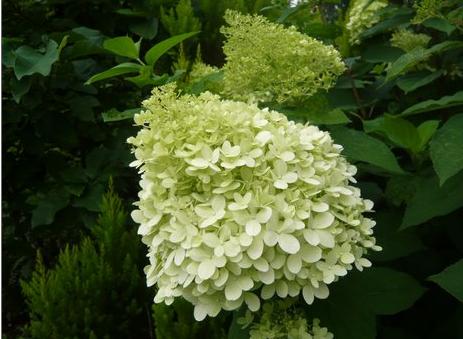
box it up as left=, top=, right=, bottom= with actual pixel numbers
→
left=128, top=84, right=379, bottom=321
left=220, top=10, right=345, bottom=104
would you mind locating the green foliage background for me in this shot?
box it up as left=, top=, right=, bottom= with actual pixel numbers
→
left=2, top=0, right=463, bottom=338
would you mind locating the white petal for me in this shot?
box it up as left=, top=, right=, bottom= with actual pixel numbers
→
left=261, top=285, right=275, bottom=299
left=314, top=284, right=329, bottom=299
left=247, top=238, right=264, bottom=259
left=245, top=220, right=262, bottom=236
left=263, top=230, right=279, bottom=246
left=283, top=172, right=298, bottom=184
left=301, top=245, right=322, bottom=263
left=341, top=252, right=355, bottom=264
left=278, top=234, right=300, bottom=254
left=302, top=285, right=315, bottom=305
left=203, top=233, right=220, bottom=247
left=255, top=131, right=272, bottom=145
left=253, top=257, right=269, bottom=272
left=225, top=281, right=242, bottom=301
left=275, top=281, right=288, bottom=298
left=190, top=158, right=209, bottom=169
left=131, top=209, right=145, bottom=224
left=256, top=207, right=272, bottom=223
left=244, top=293, right=260, bottom=312
left=274, top=180, right=288, bottom=189
left=317, top=230, right=335, bottom=248
left=193, top=304, right=208, bottom=321
left=312, top=212, right=335, bottom=229
left=197, top=260, right=216, bottom=280
left=287, top=253, right=302, bottom=274
left=312, top=202, right=329, bottom=212
left=259, top=268, right=275, bottom=285
left=280, top=151, right=295, bottom=162
left=303, top=229, right=320, bottom=246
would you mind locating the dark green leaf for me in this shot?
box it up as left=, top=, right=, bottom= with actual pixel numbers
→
left=73, top=184, right=105, bottom=212
left=31, top=189, right=71, bottom=227
left=329, top=126, right=404, bottom=174
left=144, top=31, right=199, bottom=65
left=381, top=116, right=421, bottom=152
left=417, top=120, right=440, bottom=150
left=103, top=36, right=139, bottom=59
left=401, top=171, right=463, bottom=228
left=102, top=108, right=140, bottom=122
left=422, top=17, right=456, bottom=35
left=360, top=11, right=413, bottom=39
left=10, top=76, right=32, bottom=103
left=363, top=44, right=403, bottom=63
left=429, top=259, right=463, bottom=303
left=386, top=41, right=463, bottom=81
left=85, top=63, right=141, bottom=84
left=14, top=40, right=61, bottom=79
left=399, top=91, right=463, bottom=117
left=430, top=114, right=463, bottom=184
left=396, top=70, right=444, bottom=94
left=130, top=18, right=159, bottom=39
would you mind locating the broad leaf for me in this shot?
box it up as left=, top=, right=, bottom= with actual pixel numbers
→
left=386, top=41, right=463, bottom=81
left=145, top=31, right=199, bottom=65
left=429, top=259, right=463, bottom=303
left=85, top=63, right=141, bottom=84
left=31, top=189, right=71, bottom=227
left=430, top=114, right=463, bottom=184
left=417, top=120, right=440, bottom=150
left=401, top=171, right=463, bottom=228
left=130, top=18, right=158, bottom=39
left=14, top=39, right=62, bottom=79
left=103, top=36, right=139, bottom=59
left=102, top=108, right=140, bottom=122
left=423, top=17, right=456, bottom=35
left=329, top=126, right=404, bottom=174
left=396, top=70, right=443, bottom=94
left=399, top=91, right=463, bottom=117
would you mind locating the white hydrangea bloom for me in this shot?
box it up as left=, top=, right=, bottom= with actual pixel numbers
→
left=346, top=0, right=388, bottom=45
left=128, top=84, right=379, bottom=321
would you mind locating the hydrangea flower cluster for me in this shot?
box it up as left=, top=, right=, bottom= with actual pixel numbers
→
left=128, top=84, right=379, bottom=321
left=242, top=302, right=333, bottom=339
left=220, top=10, right=345, bottom=105
left=391, top=29, right=431, bottom=52
left=346, top=0, right=388, bottom=45
left=189, top=61, right=220, bottom=83
left=412, top=0, right=443, bottom=24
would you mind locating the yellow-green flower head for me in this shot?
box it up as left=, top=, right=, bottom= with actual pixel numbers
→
left=247, top=302, right=333, bottom=339
left=189, top=61, right=220, bottom=83
left=346, top=0, right=388, bottom=45
left=220, top=11, right=345, bottom=105
left=128, top=84, right=379, bottom=321
left=390, top=29, right=431, bottom=52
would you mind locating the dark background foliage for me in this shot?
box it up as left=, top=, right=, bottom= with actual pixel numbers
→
left=2, top=0, right=463, bottom=338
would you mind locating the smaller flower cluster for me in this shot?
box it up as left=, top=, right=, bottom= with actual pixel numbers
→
left=242, top=301, right=333, bottom=339
left=391, top=29, right=431, bottom=52
left=346, top=0, right=388, bottom=45
left=412, top=0, right=443, bottom=24
left=220, top=10, right=345, bottom=104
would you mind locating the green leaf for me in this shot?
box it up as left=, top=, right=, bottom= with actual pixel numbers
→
left=85, top=63, right=141, bottom=84
left=381, top=116, right=421, bottom=152
left=362, top=44, right=403, bottom=63
left=369, top=209, right=424, bottom=262
left=430, top=114, right=463, bottom=184
left=429, top=259, right=463, bottom=303
left=102, top=108, right=140, bottom=122
left=422, top=17, right=456, bottom=35
left=396, top=70, right=444, bottom=94
left=309, top=267, right=424, bottom=339
left=386, top=41, right=463, bottom=81
left=360, top=10, right=413, bottom=39
left=10, top=76, right=31, bottom=103
left=73, top=184, right=105, bottom=212
left=13, top=39, right=61, bottom=79
left=401, top=171, right=463, bottom=229
left=352, top=268, right=426, bottom=315
left=329, top=126, right=404, bottom=174
left=417, top=120, right=440, bottom=150
left=31, top=189, right=71, bottom=227
left=129, top=18, right=158, bottom=39
left=399, top=91, right=463, bottom=117
left=145, top=31, right=199, bottom=65
left=103, top=36, right=139, bottom=59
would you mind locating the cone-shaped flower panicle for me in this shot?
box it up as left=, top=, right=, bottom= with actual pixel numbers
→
left=346, top=0, right=388, bottom=45
left=220, top=10, right=345, bottom=105
left=128, top=84, right=379, bottom=321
